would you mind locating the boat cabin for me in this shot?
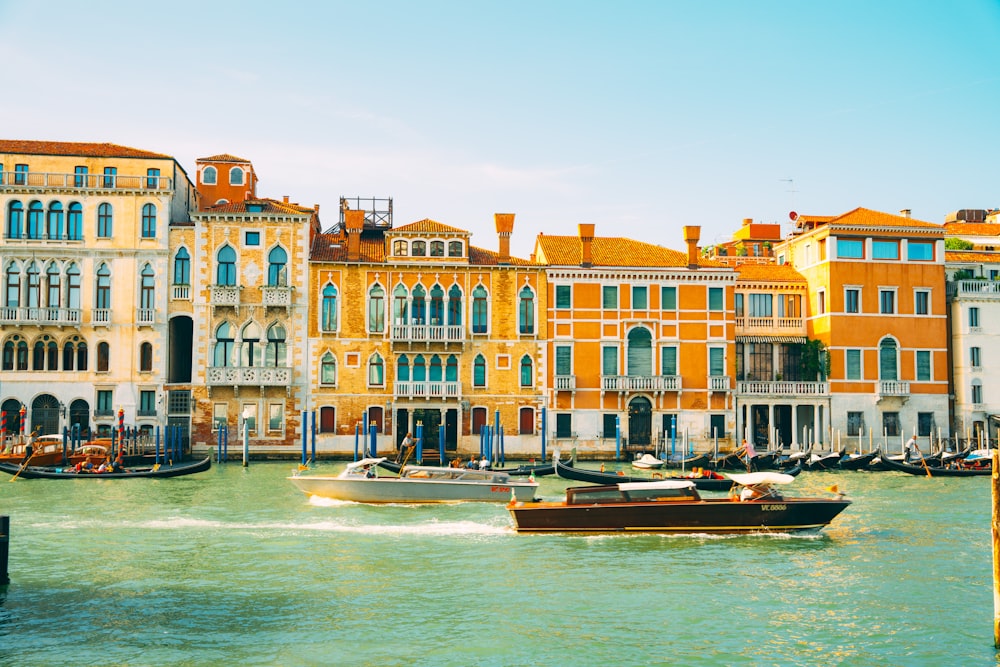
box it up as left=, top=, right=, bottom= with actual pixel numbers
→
left=401, top=466, right=513, bottom=484
left=566, top=480, right=701, bottom=505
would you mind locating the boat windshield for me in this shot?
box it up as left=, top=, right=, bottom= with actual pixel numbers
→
left=566, top=483, right=700, bottom=505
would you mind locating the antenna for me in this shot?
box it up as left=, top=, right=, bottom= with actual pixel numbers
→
left=779, top=178, right=798, bottom=194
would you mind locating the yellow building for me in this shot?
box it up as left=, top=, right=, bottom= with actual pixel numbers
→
left=0, top=140, right=195, bottom=439
left=308, top=203, right=544, bottom=461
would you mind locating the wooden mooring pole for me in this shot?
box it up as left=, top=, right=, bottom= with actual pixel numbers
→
left=993, top=451, right=1000, bottom=648
left=0, top=515, right=9, bottom=586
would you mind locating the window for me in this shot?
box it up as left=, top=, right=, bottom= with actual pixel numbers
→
left=66, top=203, right=82, bottom=240
left=97, top=390, right=113, bottom=413
left=368, top=285, right=385, bottom=333
left=661, top=346, right=677, bottom=376
left=817, top=289, right=826, bottom=314
left=268, top=403, right=283, bottom=433
left=102, top=167, right=116, bottom=188
left=446, top=354, right=458, bottom=382
left=97, top=203, right=113, bottom=237
left=748, top=293, right=772, bottom=317
left=4, top=262, right=19, bottom=307
left=411, top=285, right=426, bottom=324
left=472, top=286, right=488, bottom=333
left=25, top=262, right=39, bottom=308
left=14, top=164, right=28, bottom=185
left=883, top=412, right=900, bottom=437
left=217, top=246, right=236, bottom=285
left=661, top=286, right=676, bottom=310
left=6, top=201, right=23, bottom=238
left=266, top=324, right=286, bottom=366
left=518, top=286, right=535, bottom=334
left=472, top=354, right=487, bottom=387
left=244, top=231, right=260, bottom=246
left=140, top=342, right=153, bottom=372
left=319, top=406, right=336, bottom=434
left=847, top=411, right=863, bottom=437
left=555, top=284, right=571, bottom=309
left=429, top=241, right=444, bottom=257
left=602, top=285, right=617, bottom=309
left=139, top=391, right=156, bottom=415
left=972, top=381, right=983, bottom=404
left=914, top=289, right=930, bottom=315
left=368, top=354, right=384, bottom=386
left=846, top=349, right=862, bottom=380
left=520, top=355, right=533, bottom=387
left=448, top=285, right=463, bottom=326
left=971, top=347, right=981, bottom=369
left=238, top=322, right=261, bottom=367
left=393, top=239, right=408, bottom=256
left=872, top=240, right=899, bottom=260
left=173, top=248, right=190, bottom=285
left=556, top=413, right=572, bottom=438
left=519, top=407, right=535, bottom=435
left=879, top=290, right=895, bottom=314
left=241, top=403, right=257, bottom=435
left=202, top=166, right=217, bottom=185
left=139, top=264, right=155, bottom=309
left=632, top=285, right=648, bottom=310
left=392, top=284, right=408, bottom=326
left=448, top=241, right=463, bottom=257
left=45, top=201, right=63, bottom=240
left=555, top=345, right=572, bottom=376
left=837, top=239, right=864, bottom=259
left=95, top=263, right=111, bottom=309
left=229, top=167, right=244, bottom=185
left=908, top=241, right=934, bottom=261
left=626, top=328, right=652, bottom=376
left=267, top=246, right=287, bottom=286
left=66, top=263, right=80, bottom=309
left=46, top=263, right=60, bottom=308
left=709, top=414, right=726, bottom=439
left=27, top=201, right=43, bottom=239
left=141, top=204, right=156, bottom=238
left=321, top=284, right=338, bottom=331
left=916, top=350, right=931, bottom=382
left=970, top=306, right=980, bottom=329
left=845, top=288, right=860, bottom=314
left=709, top=347, right=725, bottom=376
left=146, top=168, right=160, bottom=189
left=708, top=287, right=723, bottom=311
left=879, top=338, right=898, bottom=380
left=918, top=412, right=934, bottom=437
left=602, top=346, right=617, bottom=376
left=97, top=341, right=110, bottom=372
left=411, top=240, right=426, bottom=257
left=213, top=322, right=234, bottom=367
left=317, top=352, right=337, bottom=386
left=429, top=284, right=444, bottom=325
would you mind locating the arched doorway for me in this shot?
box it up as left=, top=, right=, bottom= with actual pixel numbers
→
left=628, top=396, right=652, bottom=447
left=169, top=315, right=193, bottom=383
left=31, top=394, right=60, bottom=436
left=69, top=398, right=91, bottom=438
left=1, top=399, right=22, bottom=437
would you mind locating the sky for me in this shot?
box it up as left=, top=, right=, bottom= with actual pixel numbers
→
left=1, top=1, right=998, bottom=259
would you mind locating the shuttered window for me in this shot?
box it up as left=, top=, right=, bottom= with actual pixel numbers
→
left=709, top=347, right=725, bottom=376
left=661, top=286, right=676, bottom=310
left=555, top=285, right=571, bottom=309
left=708, top=287, right=723, bottom=311
left=879, top=338, right=898, bottom=380
left=602, top=286, right=617, bottom=309
left=846, top=349, right=861, bottom=380
left=626, top=328, right=652, bottom=376
left=916, top=350, right=931, bottom=381
left=661, top=346, right=677, bottom=376
left=602, top=346, right=617, bottom=376
left=555, top=346, right=571, bottom=375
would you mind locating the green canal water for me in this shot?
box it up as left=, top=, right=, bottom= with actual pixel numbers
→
left=0, top=461, right=997, bottom=666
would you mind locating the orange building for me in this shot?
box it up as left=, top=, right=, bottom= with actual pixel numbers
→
left=195, top=154, right=258, bottom=210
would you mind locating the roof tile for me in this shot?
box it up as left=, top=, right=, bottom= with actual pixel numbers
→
left=0, top=139, right=171, bottom=159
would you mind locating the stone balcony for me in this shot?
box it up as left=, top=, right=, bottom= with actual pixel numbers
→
left=734, top=316, right=805, bottom=336
left=211, top=285, right=242, bottom=311
left=601, top=375, right=681, bottom=393
left=390, top=323, right=465, bottom=345
left=876, top=380, right=910, bottom=400
left=737, top=380, right=829, bottom=396
left=207, top=366, right=292, bottom=395
left=554, top=375, right=576, bottom=391
left=949, top=280, right=1000, bottom=298
left=261, top=285, right=293, bottom=313
left=0, top=171, right=173, bottom=191
left=0, top=306, right=81, bottom=327
left=394, top=381, right=462, bottom=400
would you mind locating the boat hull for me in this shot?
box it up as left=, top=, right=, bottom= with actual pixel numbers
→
left=556, top=459, right=734, bottom=492
left=0, top=457, right=212, bottom=479
left=509, top=497, right=851, bottom=534
left=289, top=475, right=538, bottom=503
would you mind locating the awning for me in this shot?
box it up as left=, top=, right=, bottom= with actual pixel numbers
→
left=736, top=335, right=807, bottom=344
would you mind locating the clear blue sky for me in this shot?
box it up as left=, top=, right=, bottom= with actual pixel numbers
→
left=2, top=1, right=998, bottom=258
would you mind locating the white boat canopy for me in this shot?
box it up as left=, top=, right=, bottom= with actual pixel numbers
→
left=619, top=479, right=697, bottom=492
left=726, top=471, right=796, bottom=486
left=344, top=457, right=387, bottom=473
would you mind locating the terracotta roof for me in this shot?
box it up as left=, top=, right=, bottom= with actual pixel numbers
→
left=467, top=246, right=533, bottom=266
left=944, top=222, right=1000, bottom=236
left=310, top=232, right=531, bottom=265
left=197, top=153, right=251, bottom=163
left=392, top=219, right=469, bottom=235
left=534, top=235, right=721, bottom=268
left=199, top=198, right=313, bottom=215
left=735, top=263, right=806, bottom=282
left=0, top=139, right=171, bottom=159
left=945, top=251, right=1000, bottom=263
left=828, top=207, right=942, bottom=230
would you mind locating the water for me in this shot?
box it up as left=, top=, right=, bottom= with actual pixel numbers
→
left=0, top=462, right=997, bottom=666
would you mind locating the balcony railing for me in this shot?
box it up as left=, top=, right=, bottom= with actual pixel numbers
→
left=171, top=285, right=191, bottom=300
left=601, top=375, right=681, bottom=392
left=206, top=366, right=292, bottom=387
left=211, top=285, right=241, bottom=308
left=394, top=381, right=462, bottom=400
left=709, top=375, right=731, bottom=392
left=951, top=280, right=1000, bottom=297
left=876, top=380, right=910, bottom=399
left=390, top=323, right=465, bottom=344
left=0, top=306, right=81, bottom=326
left=554, top=375, right=576, bottom=391
left=0, top=171, right=173, bottom=191
left=136, top=308, right=155, bottom=326
left=261, top=285, right=293, bottom=308
left=737, top=380, right=829, bottom=396
left=93, top=309, right=111, bottom=326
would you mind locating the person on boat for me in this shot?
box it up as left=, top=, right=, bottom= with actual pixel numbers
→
left=397, top=432, right=414, bottom=463
left=743, top=439, right=758, bottom=471
left=450, top=457, right=462, bottom=468
left=478, top=456, right=490, bottom=470
left=466, top=457, right=478, bottom=469
left=362, top=464, right=376, bottom=478
left=905, top=435, right=918, bottom=460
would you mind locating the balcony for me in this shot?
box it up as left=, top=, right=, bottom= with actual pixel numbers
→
left=93, top=309, right=111, bottom=327
left=734, top=316, right=805, bottom=336
left=390, top=323, right=465, bottom=345
left=709, top=375, right=731, bottom=393
left=207, top=366, right=292, bottom=392
left=211, top=285, right=241, bottom=311
left=136, top=308, right=155, bottom=327
left=0, top=171, right=173, bottom=192
left=394, top=381, right=462, bottom=400
left=876, top=380, right=910, bottom=400
left=261, top=285, right=293, bottom=312
left=737, top=380, right=829, bottom=396
left=601, top=375, right=681, bottom=393
left=554, top=375, right=576, bottom=391
left=950, top=280, right=1000, bottom=298
left=171, top=285, right=191, bottom=300
left=0, top=306, right=82, bottom=327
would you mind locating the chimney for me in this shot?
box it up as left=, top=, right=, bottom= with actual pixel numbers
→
left=345, top=209, right=365, bottom=261
left=283, top=195, right=290, bottom=204
left=578, top=223, right=595, bottom=267
left=899, top=209, right=911, bottom=218
left=682, top=226, right=701, bottom=269
left=494, top=213, right=514, bottom=264
left=742, top=218, right=752, bottom=226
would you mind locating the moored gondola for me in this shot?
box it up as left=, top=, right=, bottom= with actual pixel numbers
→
left=555, top=457, right=735, bottom=491
left=838, top=451, right=878, bottom=470
left=878, top=453, right=992, bottom=477
left=0, top=456, right=212, bottom=480
left=803, top=449, right=847, bottom=471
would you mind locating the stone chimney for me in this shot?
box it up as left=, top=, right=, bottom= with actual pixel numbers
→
left=494, top=213, right=514, bottom=264
left=345, top=209, right=365, bottom=261
left=899, top=209, right=911, bottom=218
left=742, top=217, right=752, bottom=226
left=682, top=226, right=701, bottom=269
left=578, top=223, right=595, bottom=267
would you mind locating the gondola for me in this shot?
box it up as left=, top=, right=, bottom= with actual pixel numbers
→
left=838, top=451, right=878, bottom=470
left=710, top=448, right=747, bottom=471
left=777, top=447, right=813, bottom=470
left=662, top=452, right=712, bottom=469
left=803, top=449, right=847, bottom=471
left=0, top=456, right=212, bottom=480
left=555, top=458, right=736, bottom=491
left=877, top=453, right=992, bottom=477
left=377, top=459, right=555, bottom=477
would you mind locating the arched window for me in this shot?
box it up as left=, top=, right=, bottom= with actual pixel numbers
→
left=173, top=248, right=190, bottom=285
left=25, top=262, right=40, bottom=308
left=240, top=322, right=262, bottom=367
left=397, top=355, right=411, bottom=381
left=216, top=245, right=236, bottom=285
left=411, top=284, right=426, bottom=324
left=229, top=167, right=244, bottom=185
left=430, top=241, right=444, bottom=257
left=27, top=201, right=43, bottom=239
left=320, top=352, right=337, bottom=385
left=446, top=355, right=458, bottom=382
left=473, top=354, right=487, bottom=387
left=213, top=322, right=234, bottom=367
left=3, top=340, right=14, bottom=371
left=62, top=338, right=76, bottom=371
left=202, top=166, right=217, bottom=184
left=393, top=239, right=408, bottom=256
left=393, top=284, right=408, bottom=325
left=266, top=323, right=286, bottom=366
left=879, top=337, right=898, bottom=381
left=411, top=240, right=426, bottom=257
left=141, top=204, right=157, bottom=238
left=520, top=355, right=533, bottom=387
left=368, top=353, right=384, bottom=386
left=46, top=201, right=63, bottom=240
left=6, top=201, right=23, bottom=238
left=368, top=284, right=385, bottom=333
left=95, top=263, right=111, bottom=309
left=32, top=340, right=45, bottom=370
left=627, top=327, right=653, bottom=376
left=267, top=246, right=287, bottom=286
left=429, top=284, right=444, bottom=325
left=16, top=338, right=28, bottom=370
left=139, top=342, right=153, bottom=372
left=46, top=263, right=60, bottom=308
left=472, top=286, right=488, bottom=334
left=321, top=284, right=338, bottom=331
left=97, top=341, right=110, bottom=372
left=429, top=355, right=443, bottom=382
left=4, top=262, right=19, bottom=307
left=66, top=202, right=82, bottom=240
left=66, top=263, right=80, bottom=309
left=139, top=264, right=155, bottom=309
left=519, top=286, right=535, bottom=334
left=448, top=285, right=463, bottom=326
left=448, top=241, right=463, bottom=257
left=412, top=354, right=427, bottom=382
left=97, top=203, right=113, bottom=237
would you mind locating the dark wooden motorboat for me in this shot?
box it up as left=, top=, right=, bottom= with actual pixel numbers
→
left=508, top=472, right=851, bottom=534
left=803, top=449, right=847, bottom=471
left=376, top=459, right=555, bottom=477
left=555, top=458, right=735, bottom=492
left=0, top=457, right=212, bottom=480
left=838, top=451, right=878, bottom=470
left=878, top=454, right=992, bottom=477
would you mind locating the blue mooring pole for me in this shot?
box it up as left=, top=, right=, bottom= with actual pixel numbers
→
left=415, top=422, right=424, bottom=463
left=0, top=515, right=9, bottom=586
left=301, top=412, right=307, bottom=466
left=615, top=416, right=621, bottom=461
left=540, top=407, right=547, bottom=462
left=354, top=423, right=360, bottom=461
left=438, top=422, right=446, bottom=465
left=311, top=411, right=316, bottom=464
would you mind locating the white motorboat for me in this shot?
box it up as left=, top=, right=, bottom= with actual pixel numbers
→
left=288, top=457, right=539, bottom=503
left=631, top=453, right=665, bottom=470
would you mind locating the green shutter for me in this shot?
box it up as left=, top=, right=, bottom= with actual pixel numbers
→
left=661, top=347, right=677, bottom=375
left=556, top=346, right=571, bottom=375
left=661, top=286, right=676, bottom=310
left=556, top=285, right=571, bottom=309
left=602, top=286, right=617, bottom=309
left=602, top=346, right=617, bottom=375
